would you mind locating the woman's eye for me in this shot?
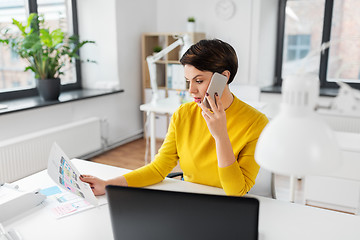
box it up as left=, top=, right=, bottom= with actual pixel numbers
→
left=196, top=80, right=203, bottom=84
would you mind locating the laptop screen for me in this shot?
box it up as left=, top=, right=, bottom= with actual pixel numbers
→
left=106, top=186, right=259, bottom=240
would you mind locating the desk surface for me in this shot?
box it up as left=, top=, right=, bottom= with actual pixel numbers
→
left=140, top=97, right=181, bottom=114
left=4, top=159, right=360, bottom=240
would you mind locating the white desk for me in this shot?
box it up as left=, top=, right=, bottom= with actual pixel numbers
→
left=140, top=97, right=181, bottom=161
left=3, top=159, right=360, bottom=240
left=140, top=98, right=277, bottom=161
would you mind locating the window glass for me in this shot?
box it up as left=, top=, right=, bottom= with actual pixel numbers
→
left=327, top=0, right=360, bottom=83
left=282, top=0, right=325, bottom=78
left=0, top=0, right=77, bottom=96
left=37, top=0, right=76, bottom=85
left=0, top=0, right=34, bottom=93
left=286, top=34, right=311, bottom=61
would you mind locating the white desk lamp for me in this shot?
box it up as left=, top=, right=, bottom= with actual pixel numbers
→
left=146, top=34, right=193, bottom=105
left=143, top=34, right=192, bottom=163
left=255, top=73, right=342, bottom=202
left=330, top=81, right=360, bottom=115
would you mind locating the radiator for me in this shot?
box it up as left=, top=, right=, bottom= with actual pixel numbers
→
left=0, top=117, right=102, bottom=183
left=317, top=111, right=360, bottom=133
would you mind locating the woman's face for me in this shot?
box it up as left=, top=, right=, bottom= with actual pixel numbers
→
left=184, top=64, right=213, bottom=103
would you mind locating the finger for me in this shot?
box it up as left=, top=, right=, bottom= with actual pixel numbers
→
left=201, top=110, right=211, bottom=120
left=206, top=92, right=217, bottom=111
left=214, top=92, right=224, bottom=111
left=196, top=100, right=206, bottom=112
left=198, top=101, right=213, bottom=118
left=80, top=175, right=97, bottom=184
left=80, top=174, right=93, bottom=178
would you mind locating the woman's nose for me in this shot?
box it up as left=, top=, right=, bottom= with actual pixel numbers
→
left=188, top=82, right=197, bottom=94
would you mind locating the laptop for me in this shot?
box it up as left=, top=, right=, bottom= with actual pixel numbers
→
left=106, top=186, right=259, bottom=240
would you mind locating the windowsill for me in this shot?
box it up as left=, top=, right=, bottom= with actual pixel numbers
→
left=261, top=86, right=339, bottom=97
left=0, top=88, right=124, bottom=115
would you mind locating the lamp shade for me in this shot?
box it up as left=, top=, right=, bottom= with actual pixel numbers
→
left=255, top=74, right=341, bottom=176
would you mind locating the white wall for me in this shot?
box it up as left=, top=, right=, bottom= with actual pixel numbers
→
left=250, top=0, right=279, bottom=87
left=156, top=0, right=279, bottom=87
left=157, top=0, right=251, bottom=84
left=0, top=93, right=139, bottom=144
left=77, top=0, right=119, bottom=89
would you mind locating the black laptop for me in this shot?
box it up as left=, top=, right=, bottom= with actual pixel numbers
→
left=106, top=186, right=259, bottom=240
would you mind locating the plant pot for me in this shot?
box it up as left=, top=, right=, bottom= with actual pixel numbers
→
left=187, top=22, right=195, bottom=32
left=36, top=78, right=61, bottom=101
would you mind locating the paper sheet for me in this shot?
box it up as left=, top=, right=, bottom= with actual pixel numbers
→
left=47, top=143, right=98, bottom=206
left=40, top=185, right=93, bottom=218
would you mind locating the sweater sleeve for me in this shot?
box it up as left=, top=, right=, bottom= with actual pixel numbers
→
left=218, top=115, right=268, bottom=196
left=123, top=111, right=179, bottom=187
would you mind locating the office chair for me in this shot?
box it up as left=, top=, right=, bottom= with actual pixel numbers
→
left=167, top=167, right=276, bottom=199
left=248, top=167, right=276, bottom=199
left=167, top=172, right=184, bottom=179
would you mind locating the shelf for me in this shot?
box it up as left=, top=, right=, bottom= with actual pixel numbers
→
left=141, top=32, right=206, bottom=100
left=167, top=60, right=181, bottom=64
left=155, top=60, right=167, bottom=64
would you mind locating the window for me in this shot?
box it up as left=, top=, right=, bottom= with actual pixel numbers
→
left=37, top=0, right=77, bottom=85
left=0, top=0, right=80, bottom=100
left=275, top=0, right=360, bottom=90
left=286, top=34, right=311, bottom=61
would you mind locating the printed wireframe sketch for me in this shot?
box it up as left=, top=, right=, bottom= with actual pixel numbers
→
left=47, top=143, right=98, bottom=206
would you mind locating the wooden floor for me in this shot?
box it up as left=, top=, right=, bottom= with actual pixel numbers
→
left=91, top=138, right=158, bottom=170
left=90, top=137, right=304, bottom=202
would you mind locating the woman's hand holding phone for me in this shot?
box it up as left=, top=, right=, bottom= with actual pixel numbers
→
left=197, top=72, right=229, bottom=140
left=198, top=92, right=228, bottom=141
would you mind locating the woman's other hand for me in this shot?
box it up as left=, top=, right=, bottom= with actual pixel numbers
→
left=80, top=175, right=107, bottom=196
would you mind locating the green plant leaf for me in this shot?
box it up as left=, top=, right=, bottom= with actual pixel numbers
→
left=22, top=32, right=40, bottom=49
left=1, top=13, right=95, bottom=79
left=40, top=29, right=52, bottom=47
left=24, top=66, right=35, bottom=72
left=29, top=13, right=40, bottom=34
left=12, top=19, right=26, bottom=34
left=51, top=29, right=64, bottom=47
left=0, top=39, right=9, bottom=44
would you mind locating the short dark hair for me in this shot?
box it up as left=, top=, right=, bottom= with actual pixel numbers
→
left=180, top=39, right=238, bottom=84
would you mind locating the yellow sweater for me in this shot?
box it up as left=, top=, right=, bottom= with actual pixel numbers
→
left=124, top=96, right=269, bottom=196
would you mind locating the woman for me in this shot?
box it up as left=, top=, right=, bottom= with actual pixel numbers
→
left=80, top=39, right=268, bottom=196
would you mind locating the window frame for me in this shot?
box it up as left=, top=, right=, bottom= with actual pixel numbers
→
left=274, top=0, right=360, bottom=90
left=0, top=0, right=82, bottom=101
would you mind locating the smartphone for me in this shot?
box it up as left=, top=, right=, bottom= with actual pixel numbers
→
left=203, top=72, right=228, bottom=109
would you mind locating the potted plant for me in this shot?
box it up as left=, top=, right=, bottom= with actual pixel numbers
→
left=0, top=13, right=95, bottom=101
left=187, top=17, right=196, bottom=32
left=153, top=45, right=162, bottom=54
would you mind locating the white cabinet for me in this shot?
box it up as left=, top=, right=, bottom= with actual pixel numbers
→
left=304, top=132, right=360, bottom=214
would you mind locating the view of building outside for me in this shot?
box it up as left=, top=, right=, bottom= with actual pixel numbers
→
left=282, top=0, right=325, bottom=78
left=282, top=0, right=360, bottom=84
left=0, top=0, right=75, bottom=93
left=327, top=0, right=360, bottom=83
left=0, top=0, right=32, bottom=92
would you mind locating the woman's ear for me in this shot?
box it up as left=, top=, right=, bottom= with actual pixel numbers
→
left=222, top=70, right=231, bottom=83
